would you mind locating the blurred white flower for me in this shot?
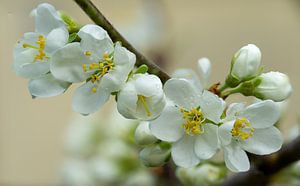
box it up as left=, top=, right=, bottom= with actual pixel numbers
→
left=150, top=78, right=225, bottom=168
left=176, top=164, right=226, bottom=186
left=13, top=3, right=70, bottom=97
left=51, top=24, right=136, bottom=114
left=172, top=57, right=212, bottom=89
left=135, top=121, right=158, bottom=146
left=139, top=143, right=170, bottom=167
left=254, top=71, right=292, bottom=102
left=117, top=73, right=166, bottom=120
left=218, top=100, right=283, bottom=172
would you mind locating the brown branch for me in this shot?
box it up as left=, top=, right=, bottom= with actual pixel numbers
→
left=73, top=0, right=171, bottom=83
left=222, top=136, right=300, bottom=186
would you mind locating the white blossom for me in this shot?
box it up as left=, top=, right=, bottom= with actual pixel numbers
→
left=51, top=24, right=136, bottom=114
left=218, top=100, right=283, bottom=172
left=150, top=78, right=225, bottom=168
left=117, top=73, right=166, bottom=120
left=135, top=121, right=158, bottom=146
left=254, top=71, right=292, bottom=102
left=13, top=3, right=70, bottom=97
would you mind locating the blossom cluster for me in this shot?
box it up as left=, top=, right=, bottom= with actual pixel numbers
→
left=13, top=3, right=293, bottom=173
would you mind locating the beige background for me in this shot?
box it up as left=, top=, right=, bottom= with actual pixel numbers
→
left=1, top=0, right=300, bottom=185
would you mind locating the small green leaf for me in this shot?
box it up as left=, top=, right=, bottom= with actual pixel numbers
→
left=135, top=64, right=149, bottom=74
left=68, top=33, right=78, bottom=43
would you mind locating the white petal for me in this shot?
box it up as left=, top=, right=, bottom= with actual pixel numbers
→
left=197, top=57, right=211, bottom=87
left=35, top=3, right=66, bottom=35
left=172, top=68, right=202, bottom=91
left=240, top=126, right=283, bottom=155
left=78, top=24, right=114, bottom=56
left=199, top=90, right=225, bottom=123
left=72, top=82, right=110, bottom=115
left=51, top=43, right=91, bottom=83
left=194, top=124, right=219, bottom=159
left=171, top=136, right=200, bottom=168
left=100, top=65, right=130, bottom=92
left=134, top=74, right=163, bottom=97
left=13, top=45, right=49, bottom=78
left=218, top=120, right=234, bottom=146
left=117, top=82, right=138, bottom=119
left=239, top=100, right=280, bottom=129
left=164, top=78, right=201, bottom=109
left=225, top=103, right=245, bottom=121
left=149, top=103, right=184, bottom=142
left=114, top=42, right=136, bottom=66
left=46, top=27, right=69, bottom=53
left=28, top=73, right=70, bottom=98
left=223, top=142, right=250, bottom=172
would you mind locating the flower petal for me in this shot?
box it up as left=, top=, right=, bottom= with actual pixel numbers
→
left=35, top=3, right=65, bottom=35
left=78, top=24, right=114, bottom=56
left=218, top=120, right=235, bottom=146
left=197, top=57, right=211, bottom=87
left=240, top=126, right=283, bottom=155
left=149, top=103, right=184, bottom=142
left=13, top=45, right=49, bottom=78
left=46, top=27, right=69, bottom=53
left=199, top=90, right=225, bottom=123
left=72, top=82, right=110, bottom=115
left=117, top=82, right=138, bottom=119
left=194, top=124, right=219, bottom=159
left=51, top=42, right=91, bottom=83
left=223, top=142, right=250, bottom=172
left=239, top=100, right=280, bottom=129
left=28, top=73, right=71, bottom=98
left=113, top=42, right=136, bottom=66
left=164, top=78, right=201, bottom=109
left=172, top=68, right=202, bottom=91
left=225, top=103, right=245, bottom=122
left=134, top=74, right=163, bottom=97
left=171, top=136, right=200, bottom=168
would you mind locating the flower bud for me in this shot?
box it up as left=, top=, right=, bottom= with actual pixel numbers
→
left=117, top=73, right=166, bottom=120
left=254, top=71, right=292, bottom=102
left=135, top=121, right=158, bottom=146
left=226, top=44, right=262, bottom=87
left=139, top=144, right=170, bottom=167
left=176, top=164, right=226, bottom=186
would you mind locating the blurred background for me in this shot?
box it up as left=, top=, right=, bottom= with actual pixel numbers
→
left=1, top=0, right=300, bottom=185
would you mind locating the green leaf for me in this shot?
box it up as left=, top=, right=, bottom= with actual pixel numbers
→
left=135, top=64, right=149, bottom=74
left=68, top=33, right=78, bottom=43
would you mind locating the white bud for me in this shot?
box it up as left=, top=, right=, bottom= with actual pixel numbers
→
left=227, top=44, right=262, bottom=86
left=139, top=144, right=170, bottom=167
left=176, top=164, right=226, bottom=186
left=254, top=71, right=292, bottom=102
left=117, top=73, right=166, bottom=120
left=135, top=121, right=158, bottom=146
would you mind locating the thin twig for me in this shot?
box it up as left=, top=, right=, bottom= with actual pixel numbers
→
left=73, top=0, right=171, bottom=83
left=221, top=136, right=300, bottom=186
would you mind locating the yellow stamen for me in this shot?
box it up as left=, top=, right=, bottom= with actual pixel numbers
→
left=91, top=87, right=97, bottom=93
left=91, top=74, right=100, bottom=83
left=22, top=35, right=48, bottom=62
left=138, top=95, right=152, bottom=117
left=84, top=51, right=92, bottom=56
left=82, top=64, right=88, bottom=72
left=180, top=107, right=204, bottom=135
left=231, top=117, right=255, bottom=140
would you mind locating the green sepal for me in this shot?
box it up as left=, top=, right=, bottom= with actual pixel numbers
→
left=68, top=33, right=79, bottom=43
left=59, top=11, right=80, bottom=33
left=135, top=64, right=149, bottom=74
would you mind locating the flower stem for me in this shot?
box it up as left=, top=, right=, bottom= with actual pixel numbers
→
left=73, top=0, right=171, bottom=83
